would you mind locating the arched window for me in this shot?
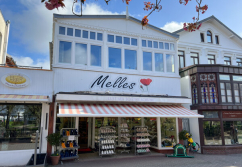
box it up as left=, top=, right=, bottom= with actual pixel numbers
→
left=207, top=30, right=212, bottom=43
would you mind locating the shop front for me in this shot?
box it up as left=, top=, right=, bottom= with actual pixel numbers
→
left=52, top=92, right=203, bottom=159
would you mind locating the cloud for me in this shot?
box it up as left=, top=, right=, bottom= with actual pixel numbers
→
left=7, top=1, right=125, bottom=56
left=12, top=56, right=50, bottom=70
left=161, top=21, right=184, bottom=33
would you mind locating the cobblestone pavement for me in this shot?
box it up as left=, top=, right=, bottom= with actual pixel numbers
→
left=52, top=153, right=242, bottom=167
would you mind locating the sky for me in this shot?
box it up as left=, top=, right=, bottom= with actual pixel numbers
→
left=0, top=0, right=242, bottom=69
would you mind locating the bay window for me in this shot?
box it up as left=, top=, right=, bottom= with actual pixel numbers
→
left=166, top=54, right=174, bottom=73
left=155, top=53, right=164, bottom=72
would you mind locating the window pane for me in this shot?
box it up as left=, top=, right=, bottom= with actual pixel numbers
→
left=142, top=40, right=146, bottom=47
left=203, top=111, right=219, bottom=118
left=91, top=45, right=101, bottom=66
left=59, top=41, right=71, bottom=63
left=108, top=47, right=121, bottom=68
left=166, top=54, right=174, bottom=73
left=90, top=32, right=95, bottom=40
left=67, top=28, right=73, bottom=36
left=97, top=33, right=103, bottom=41
left=165, top=43, right=169, bottom=50
left=155, top=53, right=164, bottom=72
left=116, top=36, right=122, bottom=44
left=219, top=75, right=230, bottom=80
left=83, top=30, right=88, bottom=38
left=145, top=118, right=158, bottom=147
left=125, top=49, right=137, bottom=70
left=224, top=121, right=242, bottom=145
left=143, top=52, right=152, bottom=71
left=170, top=43, right=175, bottom=50
left=194, top=58, right=198, bottom=64
left=215, top=36, right=219, bottom=44
left=59, top=26, right=65, bottom=35
left=161, top=118, right=177, bottom=147
left=153, top=41, right=158, bottom=48
left=233, top=76, right=242, bottom=81
left=203, top=121, right=222, bottom=145
left=179, top=56, right=184, bottom=68
left=108, top=35, right=114, bottom=42
left=222, top=96, right=226, bottom=102
left=124, top=37, right=130, bottom=45
left=75, top=43, right=87, bottom=65
left=148, top=41, right=152, bottom=48
left=0, top=105, right=42, bottom=151
left=131, top=38, right=137, bottom=46
left=75, top=29, right=81, bottom=37
left=207, top=31, right=212, bottom=43
left=191, top=57, right=194, bottom=65
left=207, top=55, right=214, bottom=59
left=159, top=42, right=163, bottom=49
left=200, top=33, right=204, bottom=42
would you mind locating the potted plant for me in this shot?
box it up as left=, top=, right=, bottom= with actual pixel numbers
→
left=178, top=130, right=190, bottom=154
left=46, top=133, right=62, bottom=165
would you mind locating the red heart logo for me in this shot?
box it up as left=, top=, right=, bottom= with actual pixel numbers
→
left=140, top=78, right=152, bottom=86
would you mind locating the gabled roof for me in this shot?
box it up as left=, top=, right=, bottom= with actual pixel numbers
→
left=53, top=14, right=179, bottom=39
left=173, top=15, right=242, bottom=41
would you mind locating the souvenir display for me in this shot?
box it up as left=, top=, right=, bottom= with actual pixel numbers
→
left=60, top=128, right=80, bottom=160
left=99, top=126, right=117, bottom=156
left=135, top=126, right=151, bottom=155
left=119, top=123, right=131, bottom=154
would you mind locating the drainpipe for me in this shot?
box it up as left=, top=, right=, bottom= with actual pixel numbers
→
left=3, top=20, right=10, bottom=64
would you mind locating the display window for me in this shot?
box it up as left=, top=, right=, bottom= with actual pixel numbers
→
left=144, top=118, right=157, bottom=147
left=56, top=117, right=76, bottom=133
left=203, top=121, right=222, bottom=145
left=0, top=104, right=42, bottom=151
left=160, top=118, right=177, bottom=147
left=223, top=121, right=242, bottom=145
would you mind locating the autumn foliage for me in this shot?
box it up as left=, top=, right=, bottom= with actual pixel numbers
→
left=41, top=0, right=208, bottom=32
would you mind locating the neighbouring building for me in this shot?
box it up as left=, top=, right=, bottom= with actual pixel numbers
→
left=175, top=16, right=242, bottom=154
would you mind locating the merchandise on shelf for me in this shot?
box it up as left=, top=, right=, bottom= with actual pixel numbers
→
left=135, top=126, right=151, bottom=155
left=137, top=148, right=150, bottom=153
left=137, top=144, right=150, bottom=148
left=99, top=126, right=116, bottom=156
left=60, top=149, right=78, bottom=158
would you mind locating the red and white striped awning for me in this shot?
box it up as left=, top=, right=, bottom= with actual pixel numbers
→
left=0, top=94, right=49, bottom=102
left=58, top=104, right=203, bottom=118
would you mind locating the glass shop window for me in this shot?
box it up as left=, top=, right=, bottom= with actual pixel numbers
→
left=91, top=45, right=102, bottom=66
left=55, top=117, right=76, bottom=133
left=0, top=105, right=42, bottom=151
left=59, top=41, right=71, bottom=63
left=125, top=49, right=137, bottom=70
left=108, top=47, right=121, bottom=68
left=161, top=118, right=177, bottom=147
left=75, top=43, right=87, bottom=65
left=223, top=121, right=242, bottom=145
left=203, top=121, right=222, bottom=145
left=144, top=118, right=157, bottom=147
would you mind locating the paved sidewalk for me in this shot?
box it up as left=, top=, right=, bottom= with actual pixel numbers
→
left=52, top=153, right=242, bottom=167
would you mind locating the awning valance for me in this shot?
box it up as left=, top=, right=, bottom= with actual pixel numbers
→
left=0, top=94, right=49, bottom=102
left=58, top=103, right=203, bottom=118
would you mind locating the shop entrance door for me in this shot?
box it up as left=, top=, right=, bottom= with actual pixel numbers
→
left=78, top=117, right=88, bottom=148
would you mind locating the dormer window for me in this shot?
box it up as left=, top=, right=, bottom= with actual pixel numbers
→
left=207, top=30, right=213, bottom=43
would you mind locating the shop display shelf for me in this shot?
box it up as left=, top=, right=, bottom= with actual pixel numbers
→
left=60, top=146, right=80, bottom=150
left=118, top=146, right=131, bottom=148
left=62, top=135, right=80, bottom=138
left=101, top=148, right=115, bottom=150
left=100, top=153, right=116, bottom=156
left=100, top=143, right=115, bottom=145
left=99, top=126, right=116, bottom=157
left=136, top=147, right=150, bottom=149
left=61, top=155, right=79, bottom=160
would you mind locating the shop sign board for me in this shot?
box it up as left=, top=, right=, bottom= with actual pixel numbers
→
left=1, top=73, right=30, bottom=88
left=90, top=75, right=153, bottom=92
left=222, top=111, right=242, bottom=118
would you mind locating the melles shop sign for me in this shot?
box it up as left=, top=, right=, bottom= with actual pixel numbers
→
left=90, top=75, right=153, bottom=92
left=1, top=73, right=30, bottom=88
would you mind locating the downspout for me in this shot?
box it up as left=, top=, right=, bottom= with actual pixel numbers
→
left=3, top=20, right=10, bottom=64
